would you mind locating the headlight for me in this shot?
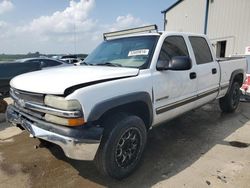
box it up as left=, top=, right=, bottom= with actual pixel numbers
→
left=44, top=95, right=82, bottom=111
left=45, top=114, right=85, bottom=126
left=44, top=95, right=84, bottom=126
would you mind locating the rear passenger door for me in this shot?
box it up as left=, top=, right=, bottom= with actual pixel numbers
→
left=189, top=36, right=220, bottom=105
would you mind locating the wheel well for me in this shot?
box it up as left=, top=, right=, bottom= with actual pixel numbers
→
left=98, top=101, right=152, bottom=130
left=233, top=73, right=243, bottom=86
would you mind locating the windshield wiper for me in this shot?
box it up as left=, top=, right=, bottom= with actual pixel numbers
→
left=95, top=62, right=122, bottom=67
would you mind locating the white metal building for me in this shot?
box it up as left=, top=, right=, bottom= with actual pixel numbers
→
left=162, top=0, right=250, bottom=57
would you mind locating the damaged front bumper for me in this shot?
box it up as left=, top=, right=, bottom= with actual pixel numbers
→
left=6, top=104, right=103, bottom=160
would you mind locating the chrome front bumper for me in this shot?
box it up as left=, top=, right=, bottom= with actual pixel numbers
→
left=6, top=105, right=102, bottom=161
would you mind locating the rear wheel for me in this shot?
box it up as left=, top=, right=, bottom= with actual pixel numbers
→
left=219, top=82, right=241, bottom=113
left=95, top=113, right=147, bottom=179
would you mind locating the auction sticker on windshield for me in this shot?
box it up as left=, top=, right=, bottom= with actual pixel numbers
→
left=128, top=49, right=149, bottom=57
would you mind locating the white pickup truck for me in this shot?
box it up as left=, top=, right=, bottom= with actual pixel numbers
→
left=7, top=25, right=246, bottom=179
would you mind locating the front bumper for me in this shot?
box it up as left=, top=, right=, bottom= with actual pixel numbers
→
left=6, top=105, right=103, bottom=160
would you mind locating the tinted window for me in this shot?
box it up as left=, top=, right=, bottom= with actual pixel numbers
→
left=43, top=59, right=62, bottom=67
left=27, top=59, right=41, bottom=64
left=189, top=37, right=213, bottom=64
left=158, top=36, right=189, bottom=61
left=26, top=60, right=42, bottom=68
left=72, top=59, right=79, bottom=63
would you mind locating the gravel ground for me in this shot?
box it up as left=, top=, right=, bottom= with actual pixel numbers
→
left=1, top=100, right=250, bottom=187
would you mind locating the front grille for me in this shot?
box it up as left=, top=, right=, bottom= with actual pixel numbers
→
left=15, top=103, right=44, bottom=119
left=10, top=88, right=44, bottom=104
left=10, top=88, right=45, bottom=119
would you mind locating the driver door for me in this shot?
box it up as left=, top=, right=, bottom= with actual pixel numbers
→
left=152, top=35, right=198, bottom=124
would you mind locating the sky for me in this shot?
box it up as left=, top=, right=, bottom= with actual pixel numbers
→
left=0, top=0, right=176, bottom=54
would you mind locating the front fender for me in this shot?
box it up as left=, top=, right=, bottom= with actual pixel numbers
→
left=87, top=92, right=153, bottom=124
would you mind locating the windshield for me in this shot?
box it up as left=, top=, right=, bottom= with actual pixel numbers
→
left=84, top=36, right=159, bottom=69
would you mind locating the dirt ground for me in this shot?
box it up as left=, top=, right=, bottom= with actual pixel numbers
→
left=1, top=99, right=250, bottom=188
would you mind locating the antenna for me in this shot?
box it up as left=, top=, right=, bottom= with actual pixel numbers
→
left=73, top=21, right=76, bottom=54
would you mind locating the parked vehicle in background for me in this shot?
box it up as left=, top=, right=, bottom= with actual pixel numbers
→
left=240, top=55, right=250, bottom=100
left=0, top=58, right=70, bottom=112
left=6, top=25, right=247, bottom=179
left=60, top=55, right=82, bottom=65
left=14, top=57, right=69, bottom=69
left=0, top=61, right=40, bottom=113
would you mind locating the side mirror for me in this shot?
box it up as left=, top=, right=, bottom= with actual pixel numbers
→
left=156, top=60, right=170, bottom=71
left=156, top=56, right=192, bottom=71
left=169, top=56, right=192, bottom=71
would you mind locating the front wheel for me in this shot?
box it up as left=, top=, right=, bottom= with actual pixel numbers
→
left=95, top=114, right=147, bottom=179
left=219, top=82, right=241, bottom=113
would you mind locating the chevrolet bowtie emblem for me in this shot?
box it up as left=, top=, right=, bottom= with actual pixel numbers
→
left=18, top=99, right=25, bottom=108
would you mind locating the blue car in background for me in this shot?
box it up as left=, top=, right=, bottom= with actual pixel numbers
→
left=0, top=57, right=70, bottom=112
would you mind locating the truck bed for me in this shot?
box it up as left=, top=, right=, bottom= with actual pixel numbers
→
left=218, top=57, right=247, bottom=98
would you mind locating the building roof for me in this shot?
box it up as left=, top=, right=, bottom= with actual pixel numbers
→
left=161, top=0, right=183, bottom=13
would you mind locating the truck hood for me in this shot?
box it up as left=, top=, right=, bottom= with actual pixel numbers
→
left=10, top=66, right=139, bottom=95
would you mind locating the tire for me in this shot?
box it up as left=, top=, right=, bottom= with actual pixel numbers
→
left=219, top=82, right=241, bottom=113
left=95, top=113, right=147, bottom=179
left=0, top=99, right=8, bottom=113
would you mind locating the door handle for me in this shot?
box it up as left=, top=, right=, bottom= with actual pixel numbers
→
left=189, top=72, right=196, bottom=79
left=212, top=68, right=217, bottom=74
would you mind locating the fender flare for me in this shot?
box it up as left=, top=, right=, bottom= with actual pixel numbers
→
left=227, top=69, right=244, bottom=93
left=87, top=92, right=153, bottom=126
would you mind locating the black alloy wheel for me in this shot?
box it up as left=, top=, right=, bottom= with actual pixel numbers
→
left=115, top=127, right=141, bottom=168
left=95, top=113, right=147, bottom=179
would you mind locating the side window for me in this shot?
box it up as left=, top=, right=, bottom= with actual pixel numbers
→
left=189, top=37, right=213, bottom=64
left=158, top=36, right=189, bottom=62
left=27, top=59, right=42, bottom=68
left=44, top=60, right=62, bottom=67
left=72, top=59, right=79, bottom=63
left=27, top=60, right=40, bottom=64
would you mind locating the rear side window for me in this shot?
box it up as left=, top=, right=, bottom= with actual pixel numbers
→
left=158, top=36, right=189, bottom=61
left=189, top=36, right=213, bottom=64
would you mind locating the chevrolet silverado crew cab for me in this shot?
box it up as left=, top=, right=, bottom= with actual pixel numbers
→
left=7, top=25, right=246, bottom=179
